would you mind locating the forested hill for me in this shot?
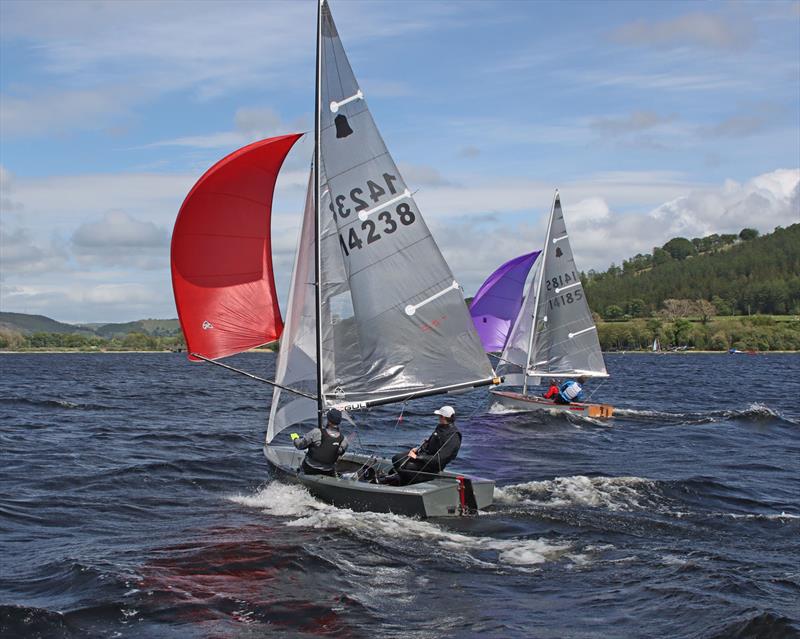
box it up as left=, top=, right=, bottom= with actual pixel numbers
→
left=583, top=224, right=800, bottom=319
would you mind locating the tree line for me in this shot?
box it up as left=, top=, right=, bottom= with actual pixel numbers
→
left=584, top=224, right=800, bottom=319
left=597, top=315, right=800, bottom=352
left=0, top=330, right=186, bottom=352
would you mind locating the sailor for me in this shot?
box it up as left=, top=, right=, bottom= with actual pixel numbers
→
left=542, top=378, right=560, bottom=400
left=386, top=405, right=462, bottom=486
left=290, top=408, right=348, bottom=476
left=555, top=376, right=586, bottom=404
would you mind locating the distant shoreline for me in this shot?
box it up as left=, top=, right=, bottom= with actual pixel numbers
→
left=1, top=349, right=796, bottom=355
left=0, top=349, right=277, bottom=355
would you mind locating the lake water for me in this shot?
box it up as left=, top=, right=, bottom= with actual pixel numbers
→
left=1, top=352, right=799, bottom=638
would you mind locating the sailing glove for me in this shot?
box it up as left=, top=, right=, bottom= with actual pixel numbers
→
left=290, top=433, right=300, bottom=441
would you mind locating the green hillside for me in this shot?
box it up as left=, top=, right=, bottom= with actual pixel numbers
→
left=0, top=312, right=96, bottom=336
left=584, top=224, right=800, bottom=318
left=93, top=319, right=181, bottom=338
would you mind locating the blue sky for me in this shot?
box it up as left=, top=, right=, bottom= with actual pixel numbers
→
left=1, top=0, right=798, bottom=323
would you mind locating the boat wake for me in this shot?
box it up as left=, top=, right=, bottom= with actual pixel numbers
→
left=493, top=475, right=800, bottom=526
left=613, top=402, right=796, bottom=426
left=494, top=475, right=661, bottom=512
left=230, top=482, right=580, bottom=572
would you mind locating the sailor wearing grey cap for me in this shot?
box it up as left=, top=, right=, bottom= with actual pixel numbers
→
left=290, top=408, right=348, bottom=476
left=385, top=405, right=461, bottom=486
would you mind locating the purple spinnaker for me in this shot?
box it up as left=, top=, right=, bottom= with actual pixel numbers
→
left=469, top=251, right=541, bottom=352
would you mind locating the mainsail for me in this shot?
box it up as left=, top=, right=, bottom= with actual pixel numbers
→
left=171, top=134, right=302, bottom=361
left=267, top=1, right=495, bottom=442
left=469, top=251, right=540, bottom=353
left=498, top=192, right=607, bottom=388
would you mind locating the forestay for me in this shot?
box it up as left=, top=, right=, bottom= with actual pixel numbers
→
left=499, top=192, right=607, bottom=384
left=268, top=2, right=494, bottom=442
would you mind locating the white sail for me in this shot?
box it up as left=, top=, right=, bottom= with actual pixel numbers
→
left=268, top=1, right=495, bottom=442
left=498, top=192, right=607, bottom=386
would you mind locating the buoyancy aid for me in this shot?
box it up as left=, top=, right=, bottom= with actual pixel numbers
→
left=307, top=427, right=344, bottom=469
left=559, top=380, right=582, bottom=403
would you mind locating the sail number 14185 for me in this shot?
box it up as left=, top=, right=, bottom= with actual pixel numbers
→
left=545, top=271, right=584, bottom=309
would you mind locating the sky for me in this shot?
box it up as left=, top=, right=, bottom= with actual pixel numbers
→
left=1, top=0, right=799, bottom=324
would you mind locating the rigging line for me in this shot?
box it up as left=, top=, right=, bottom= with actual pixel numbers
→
left=583, top=377, right=608, bottom=401
left=191, top=353, right=317, bottom=400
left=487, top=352, right=518, bottom=367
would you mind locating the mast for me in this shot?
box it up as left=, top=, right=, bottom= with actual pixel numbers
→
left=313, top=0, right=324, bottom=428
left=522, top=189, right=558, bottom=396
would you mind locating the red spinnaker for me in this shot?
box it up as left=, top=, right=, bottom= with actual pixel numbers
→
left=171, top=133, right=302, bottom=360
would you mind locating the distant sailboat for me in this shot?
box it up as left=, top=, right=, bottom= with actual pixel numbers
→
left=486, top=191, right=614, bottom=419
left=171, top=0, right=499, bottom=517
left=652, top=337, right=660, bottom=353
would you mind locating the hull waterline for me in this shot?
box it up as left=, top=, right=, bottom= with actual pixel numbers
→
left=491, top=389, right=614, bottom=419
left=264, top=445, right=494, bottom=518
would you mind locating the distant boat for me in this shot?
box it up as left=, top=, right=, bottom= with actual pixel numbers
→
left=473, top=191, right=614, bottom=419
left=652, top=337, right=660, bottom=352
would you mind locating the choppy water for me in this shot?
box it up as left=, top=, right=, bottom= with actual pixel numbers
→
left=1, top=352, right=799, bottom=638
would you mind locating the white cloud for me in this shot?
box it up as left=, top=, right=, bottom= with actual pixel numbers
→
left=609, top=13, right=755, bottom=50
left=71, top=211, right=168, bottom=269
left=1, top=163, right=797, bottom=320
left=144, top=107, right=305, bottom=150
left=0, top=226, right=68, bottom=276
left=0, top=87, right=140, bottom=137
left=650, top=168, right=800, bottom=237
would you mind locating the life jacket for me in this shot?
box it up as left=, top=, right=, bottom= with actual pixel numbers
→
left=307, top=427, right=344, bottom=468
left=559, top=380, right=582, bottom=403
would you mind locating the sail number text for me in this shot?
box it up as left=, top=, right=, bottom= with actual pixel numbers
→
left=330, top=173, right=417, bottom=257
left=545, top=270, right=583, bottom=309
left=328, top=173, right=400, bottom=220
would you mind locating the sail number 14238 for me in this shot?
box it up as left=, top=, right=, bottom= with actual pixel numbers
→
left=330, top=173, right=417, bottom=257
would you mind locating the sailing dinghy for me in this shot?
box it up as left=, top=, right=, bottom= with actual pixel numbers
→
left=172, top=0, right=499, bottom=517
left=477, top=191, right=614, bottom=419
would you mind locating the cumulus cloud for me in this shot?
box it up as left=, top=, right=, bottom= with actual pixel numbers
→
left=433, top=168, right=800, bottom=295
left=609, top=12, right=755, bottom=50
left=650, top=168, right=799, bottom=238
left=0, top=226, right=68, bottom=275
left=71, top=211, right=169, bottom=269
left=0, top=281, right=171, bottom=323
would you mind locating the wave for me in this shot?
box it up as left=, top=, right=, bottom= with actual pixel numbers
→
left=494, top=475, right=661, bottom=512
left=229, top=482, right=579, bottom=572
left=703, top=611, right=800, bottom=639
left=0, top=396, right=114, bottom=411
left=614, top=402, right=797, bottom=426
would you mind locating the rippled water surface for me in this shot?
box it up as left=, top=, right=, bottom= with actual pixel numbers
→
left=1, top=352, right=799, bottom=638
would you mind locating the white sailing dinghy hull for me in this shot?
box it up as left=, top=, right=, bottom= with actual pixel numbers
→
left=490, top=389, right=614, bottom=419
left=264, top=446, right=494, bottom=518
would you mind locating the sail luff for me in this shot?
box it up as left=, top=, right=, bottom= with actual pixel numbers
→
left=523, top=190, right=557, bottom=395
left=313, top=0, right=325, bottom=429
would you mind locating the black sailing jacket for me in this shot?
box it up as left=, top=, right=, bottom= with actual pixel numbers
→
left=414, top=423, right=461, bottom=472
